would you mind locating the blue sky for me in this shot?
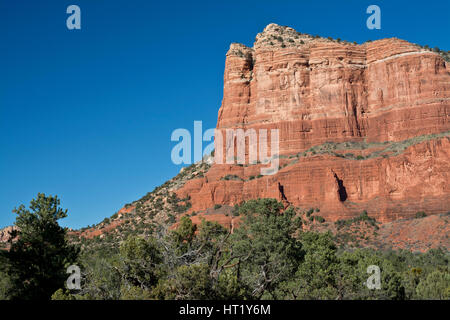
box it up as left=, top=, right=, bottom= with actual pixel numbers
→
left=1, top=0, right=449, bottom=229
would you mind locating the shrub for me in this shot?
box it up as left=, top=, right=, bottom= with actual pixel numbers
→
left=315, top=216, right=325, bottom=223
left=416, top=271, right=450, bottom=299
left=214, top=204, right=222, bottom=210
left=334, top=210, right=377, bottom=229
left=221, top=174, right=241, bottom=181
left=166, top=214, right=176, bottom=224
left=174, top=201, right=191, bottom=213
left=415, top=211, right=427, bottom=219
left=232, top=204, right=240, bottom=216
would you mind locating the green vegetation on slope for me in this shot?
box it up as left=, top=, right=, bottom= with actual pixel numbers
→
left=1, top=192, right=448, bottom=300
left=2, top=198, right=443, bottom=300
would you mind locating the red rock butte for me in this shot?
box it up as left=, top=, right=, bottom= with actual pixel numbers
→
left=176, top=23, right=450, bottom=223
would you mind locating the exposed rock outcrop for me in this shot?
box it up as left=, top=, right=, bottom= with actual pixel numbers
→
left=176, top=23, right=450, bottom=223
left=0, top=226, right=16, bottom=242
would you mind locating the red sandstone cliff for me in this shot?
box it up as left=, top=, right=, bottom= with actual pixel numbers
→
left=3, top=24, right=448, bottom=251
left=176, top=24, right=450, bottom=223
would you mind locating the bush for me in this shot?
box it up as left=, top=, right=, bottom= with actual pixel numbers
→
left=315, top=216, right=325, bottom=223
left=232, top=204, right=240, bottom=216
left=221, top=174, right=241, bottom=181
left=51, top=288, right=76, bottom=300
left=214, top=204, right=222, bottom=210
left=415, top=211, right=427, bottom=219
left=416, top=271, right=450, bottom=299
left=166, top=214, right=176, bottom=224
left=334, top=210, right=377, bottom=230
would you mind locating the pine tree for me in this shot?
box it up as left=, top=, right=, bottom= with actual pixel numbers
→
left=4, top=193, right=79, bottom=300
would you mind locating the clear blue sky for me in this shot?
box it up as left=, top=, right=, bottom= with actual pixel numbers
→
left=1, top=0, right=449, bottom=229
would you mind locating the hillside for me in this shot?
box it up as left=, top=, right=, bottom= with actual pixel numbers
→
left=2, top=23, right=450, bottom=253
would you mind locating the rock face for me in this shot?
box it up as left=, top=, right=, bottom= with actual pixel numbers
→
left=0, top=226, right=17, bottom=249
left=176, top=24, right=450, bottom=222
